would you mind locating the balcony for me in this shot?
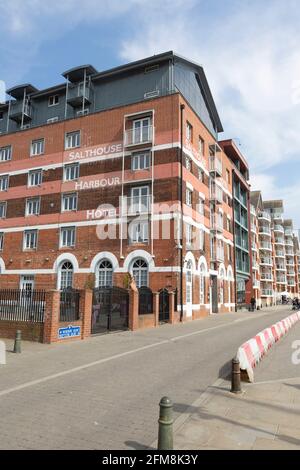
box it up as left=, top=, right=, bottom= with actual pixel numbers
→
left=288, top=280, right=296, bottom=286
left=9, top=101, right=32, bottom=123
left=287, top=272, right=295, bottom=277
left=260, top=257, right=272, bottom=266
left=285, top=228, right=293, bottom=236
left=285, top=239, right=293, bottom=247
left=250, top=205, right=256, bottom=216
left=124, top=195, right=151, bottom=216
left=253, top=280, right=260, bottom=289
left=276, top=277, right=287, bottom=283
left=252, top=262, right=259, bottom=270
left=273, top=212, right=283, bottom=221
left=275, top=251, right=285, bottom=258
left=67, top=83, right=92, bottom=107
left=209, top=156, right=222, bottom=176
left=259, top=242, right=272, bottom=251
left=259, top=226, right=271, bottom=236
left=261, top=289, right=273, bottom=297
left=210, top=183, right=223, bottom=204
left=276, top=265, right=286, bottom=271
left=285, top=249, right=294, bottom=256
left=251, top=223, right=257, bottom=233
left=274, top=238, right=285, bottom=245
left=258, top=211, right=271, bottom=222
left=211, top=215, right=223, bottom=232
left=274, top=224, right=284, bottom=233
left=211, top=248, right=225, bottom=263
left=251, top=242, right=258, bottom=252
left=124, top=125, right=154, bottom=147
left=260, top=273, right=273, bottom=281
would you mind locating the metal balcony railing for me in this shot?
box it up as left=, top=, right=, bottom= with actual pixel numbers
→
left=258, top=211, right=271, bottom=221
left=259, top=242, right=272, bottom=251
left=211, top=249, right=224, bottom=262
left=209, top=156, right=222, bottom=175
left=210, top=184, right=223, bottom=203
left=260, top=258, right=272, bottom=265
left=124, top=125, right=154, bottom=146
left=211, top=215, right=223, bottom=232
left=259, top=226, right=271, bottom=235
left=260, top=273, right=273, bottom=281
left=274, top=225, right=284, bottom=232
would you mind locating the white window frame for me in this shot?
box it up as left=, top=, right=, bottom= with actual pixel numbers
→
left=186, top=224, right=192, bottom=246
left=185, top=156, right=191, bottom=171
left=132, top=258, right=149, bottom=288
left=48, top=95, right=59, bottom=107
left=97, top=260, right=113, bottom=287
left=26, top=197, right=40, bottom=216
left=59, top=261, right=74, bottom=290
left=199, top=137, right=204, bottom=156
left=30, top=139, right=45, bottom=157
left=129, top=220, right=149, bottom=244
left=23, top=230, right=38, bottom=250
left=198, top=196, right=205, bottom=215
left=28, top=169, right=42, bottom=187
left=64, top=162, right=80, bottom=182
left=131, top=151, right=151, bottom=171
left=132, top=117, right=151, bottom=144
left=62, top=192, right=78, bottom=212
left=65, top=131, right=81, bottom=150
left=186, top=188, right=192, bottom=207
left=60, top=227, right=76, bottom=248
left=130, top=186, right=150, bottom=213
left=0, top=174, right=9, bottom=191
left=0, top=146, right=12, bottom=162
left=0, top=202, right=7, bottom=218
left=186, top=122, right=193, bottom=142
left=47, top=117, right=59, bottom=124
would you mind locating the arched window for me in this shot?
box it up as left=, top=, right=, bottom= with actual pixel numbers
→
left=59, top=261, right=74, bottom=290
left=199, top=263, right=206, bottom=304
left=186, top=260, right=193, bottom=305
left=132, top=258, right=148, bottom=288
left=97, top=260, right=113, bottom=287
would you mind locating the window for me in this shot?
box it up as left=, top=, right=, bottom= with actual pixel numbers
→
left=23, top=230, right=38, bottom=250
left=26, top=197, right=40, bottom=216
left=130, top=186, right=150, bottom=213
left=28, top=169, right=42, bottom=187
left=186, top=122, right=193, bottom=142
left=0, top=175, right=9, bottom=191
left=65, top=131, right=80, bottom=150
left=48, top=95, right=59, bottom=107
left=198, top=168, right=205, bottom=183
left=0, top=232, right=3, bottom=251
left=132, top=258, right=148, bottom=288
left=0, top=112, right=4, bottom=120
left=30, top=139, right=44, bottom=156
left=199, top=264, right=206, bottom=304
left=47, top=117, right=59, bottom=124
left=60, top=227, right=75, bottom=248
left=186, top=260, right=193, bottom=304
left=62, top=193, right=77, bottom=212
left=59, top=261, right=73, bottom=290
left=129, top=220, right=149, bottom=243
left=199, top=137, right=204, bottom=156
left=186, top=224, right=192, bottom=246
left=0, top=202, right=6, bottom=218
left=64, top=163, right=80, bottom=181
left=186, top=188, right=192, bottom=207
left=0, top=146, right=12, bottom=162
left=226, top=169, right=230, bottom=184
left=198, top=196, right=205, bottom=215
left=185, top=156, right=192, bottom=171
left=132, top=151, right=151, bottom=170
left=132, top=118, right=151, bottom=144
left=97, top=260, right=113, bottom=287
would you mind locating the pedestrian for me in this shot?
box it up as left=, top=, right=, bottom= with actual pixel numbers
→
left=250, top=297, right=256, bottom=312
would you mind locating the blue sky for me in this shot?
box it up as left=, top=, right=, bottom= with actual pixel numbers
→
left=1, top=0, right=300, bottom=227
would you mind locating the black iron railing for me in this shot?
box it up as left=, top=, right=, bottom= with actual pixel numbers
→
left=0, top=289, right=46, bottom=323
left=60, top=288, right=80, bottom=322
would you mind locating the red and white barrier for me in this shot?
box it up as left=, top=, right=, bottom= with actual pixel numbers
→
left=237, top=311, right=300, bottom=382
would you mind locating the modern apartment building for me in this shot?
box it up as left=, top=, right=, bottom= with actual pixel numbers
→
left=219, top=140, right=251, bottom=307
left=249, top=191, right=262, bottom=307
left=0, top=51, right=235, bottom=327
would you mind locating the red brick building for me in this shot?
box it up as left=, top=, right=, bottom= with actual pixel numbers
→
left=0, top=52, right=235, bottom=335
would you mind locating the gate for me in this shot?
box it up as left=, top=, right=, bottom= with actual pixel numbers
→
left=92, top=286, right=129, bottom=334
left=159, top=289, right=169, bottom=323
left=138, top=287, right=153, bottom=315
left=60, top=288, right=80, bottom=322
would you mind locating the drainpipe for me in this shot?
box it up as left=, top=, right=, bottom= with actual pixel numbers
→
left=179, top=104, right=185, bottom=322
left=232, top=170, right=238, bottom=312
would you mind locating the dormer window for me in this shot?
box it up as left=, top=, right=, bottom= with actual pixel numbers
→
left=49, top=95, right=59, bottom=107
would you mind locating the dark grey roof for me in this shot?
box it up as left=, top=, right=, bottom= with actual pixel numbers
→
left=62, top=65, right=98, bottom=83
left=6, top=84, right=38, bottom=99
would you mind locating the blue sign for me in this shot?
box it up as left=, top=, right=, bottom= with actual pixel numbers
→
left=58, top=325, right=81, bottom=339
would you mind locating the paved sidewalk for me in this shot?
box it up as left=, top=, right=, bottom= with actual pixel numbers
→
left=174, top=320, right=300, bottom=450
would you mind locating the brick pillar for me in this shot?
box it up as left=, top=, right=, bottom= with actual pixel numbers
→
left=80, top=289, right=93, bottom=339
left=43, top=290, right=60, bottom=344
left=153, top=292, right=160, bottom=327
left=129, top=287, right=139, bottom=331
left=169, top=290, right=175, bottom=324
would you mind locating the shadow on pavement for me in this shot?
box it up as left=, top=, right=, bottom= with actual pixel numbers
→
left=124, top=440, right=154, bottom=450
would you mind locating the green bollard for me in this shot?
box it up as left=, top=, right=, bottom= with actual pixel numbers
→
left=157, top=396, right=173, bottom=450
left=231, top=357, right=242, bottom=394
left=14, top=330, right=21, bottom=354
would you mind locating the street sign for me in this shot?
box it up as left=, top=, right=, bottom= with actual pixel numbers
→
left=58, top=325, right=81, bottom=339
